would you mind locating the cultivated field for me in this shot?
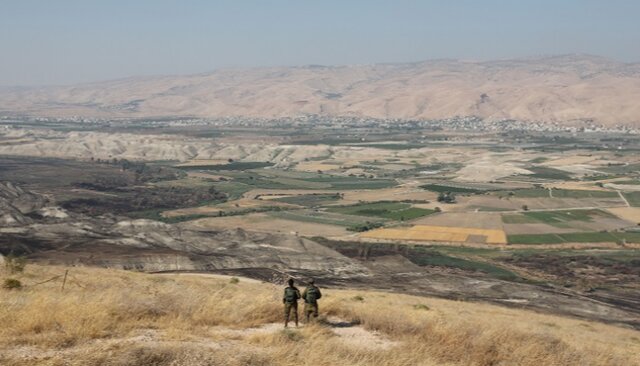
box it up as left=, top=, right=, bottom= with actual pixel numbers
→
left=183, top=213, right=349, bottom=237
left=361, top=225, right=508, bottom=245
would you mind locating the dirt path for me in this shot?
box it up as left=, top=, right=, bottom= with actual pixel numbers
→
left=618, top=190, right=631, bottom=207
left=225, top=316, right=397, bottom=350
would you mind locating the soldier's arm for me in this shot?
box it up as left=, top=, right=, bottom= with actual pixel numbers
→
left=296, top=289, right=301, bottom=300
left=316, top=287, right=322, bottom=299
left=301, top=288, right=307, bottom=300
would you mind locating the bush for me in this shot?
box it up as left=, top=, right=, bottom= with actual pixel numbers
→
left=2, top=278, right=22, bottom=290
left=229, top=277, right=240, bottom=284
left=346, top=222, right=384, bottom=232
left=413, top=304, right=430, bottom=311
left=352, top=295, right=364, bottom=302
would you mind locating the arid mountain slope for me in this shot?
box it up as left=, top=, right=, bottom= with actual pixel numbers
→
left=1, top=55, right=639, bottom=126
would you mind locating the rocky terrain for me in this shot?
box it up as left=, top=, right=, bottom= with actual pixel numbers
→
left=0, top=182, right=364, bottom=277
left=0, top=182, right=50, bottom=226
left=1, top=55, right=640, bottom=126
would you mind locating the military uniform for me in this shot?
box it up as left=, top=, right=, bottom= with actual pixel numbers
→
left=283, top=285, right=301, bottom=327
left=302, top=284, right=322, bottom=321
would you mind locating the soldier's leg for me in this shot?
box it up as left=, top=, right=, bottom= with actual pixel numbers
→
left=313, top=303, right=319, bottom=318
left=293, top=303, right=299, bottom=327
left=284, top=303, right=291, bottom=328
left=304, top=303, right=311, bottom=323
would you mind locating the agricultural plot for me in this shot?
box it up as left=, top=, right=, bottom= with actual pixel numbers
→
left=420, top=183, right=484, bottom=194
left=623, top=192, right=640, bottom=207
left=271, top=193, right=342, bottom=207
left=411, top=212, right=505, bottom=229
left=502, top=209, right=615, bottom=226
left=327, top=202, right=435, bottom=221
left=294, top=162, right=342, bottom=172
left=268, top=209, right=374, bottom=227
left=508, top=231, right=640, bottom=245
left=185, top=213, right=348, bottom=237
left=225, top=171, right=397, bottom=191
left=550, top=190, right=619, bottom=199
left=499, top=188, right=617, bottom=199
left=607, top=207, right=640, bottom=223
left=176, top=161, right=274, bottom=170
left=522, top=166, right=574, bottom=180
left=345, top=142, right=428, bottom=150
left=361, top=225, right=508, bottom=245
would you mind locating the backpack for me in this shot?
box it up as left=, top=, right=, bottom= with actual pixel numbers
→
left=284, top=287, right=298, bottom=303
left=305, top=286, right=320, bottom=303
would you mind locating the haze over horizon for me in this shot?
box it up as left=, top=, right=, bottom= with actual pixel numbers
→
left=2, top=0, right=640, bottom=86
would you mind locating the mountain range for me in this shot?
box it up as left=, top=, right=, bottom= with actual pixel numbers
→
left=1, top=54, right=639, bottom=126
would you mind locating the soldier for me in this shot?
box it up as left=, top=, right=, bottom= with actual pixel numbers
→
left=283, top=278, right=301, bottom=328
left=302, top=279, right=322, bottom=322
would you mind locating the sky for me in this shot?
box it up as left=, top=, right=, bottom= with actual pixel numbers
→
left=1, top=0, right=639, bottom=86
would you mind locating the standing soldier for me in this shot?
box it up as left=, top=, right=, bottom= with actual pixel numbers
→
left=302, top=279, right=322, bottom=322
left=283, top=278, right=301, bottom=328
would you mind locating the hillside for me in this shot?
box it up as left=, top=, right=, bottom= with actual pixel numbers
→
left=1, top=264, right=639, bottom=366
left=1, top=55, right=640, bottom=126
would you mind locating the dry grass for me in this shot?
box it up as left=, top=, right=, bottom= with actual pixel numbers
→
left=1, top=265, right=638, bottom=366
left=607, top=207, right=640, bottom=223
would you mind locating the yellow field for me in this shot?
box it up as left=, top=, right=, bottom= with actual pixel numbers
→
left=544, top=155, right=596, bottom=166
left=542, top=181, right=611, bottom=191
left=361, top=225, right=508, bottom=245
left=607, top=207, right=640, bottom=223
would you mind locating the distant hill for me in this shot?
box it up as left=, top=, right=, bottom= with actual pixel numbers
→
left=1, top=54, right=640, bottom=126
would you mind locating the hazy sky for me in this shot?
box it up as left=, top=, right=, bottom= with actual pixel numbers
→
left=1, top=0, right=639, bottom=86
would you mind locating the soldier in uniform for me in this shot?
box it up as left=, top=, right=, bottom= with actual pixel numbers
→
left=283, top=278, right=301, bottom=328
left=302, top=279, right=322, bottom=322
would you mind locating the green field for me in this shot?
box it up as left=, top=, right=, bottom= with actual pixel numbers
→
left=420, top=183, right=483, bottom=194
left=272, top=193, right=342, bottom=207
left=532, top=209, right=611, bottom=223
left=327, top=201, right=435, bottom=221
left=601, top=163, right=640, bottom=175
left=529, top=157, right=549, bottom=164
left=303, top=176, right=397, bottom=190
left=525, top=166, right=574, bottom=180
left=613, top=179, right=640, bottom=185
left=623, top=192, right=640, bottom=207
left=503, top=209, right=615, bottom=227
left=508, top=231, right=640, bottom=245
left=500, top=188, right=619, bottom=199
left=550, top=189, right=619, bottom=199
left=211, top=181, right=253, bottom=200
